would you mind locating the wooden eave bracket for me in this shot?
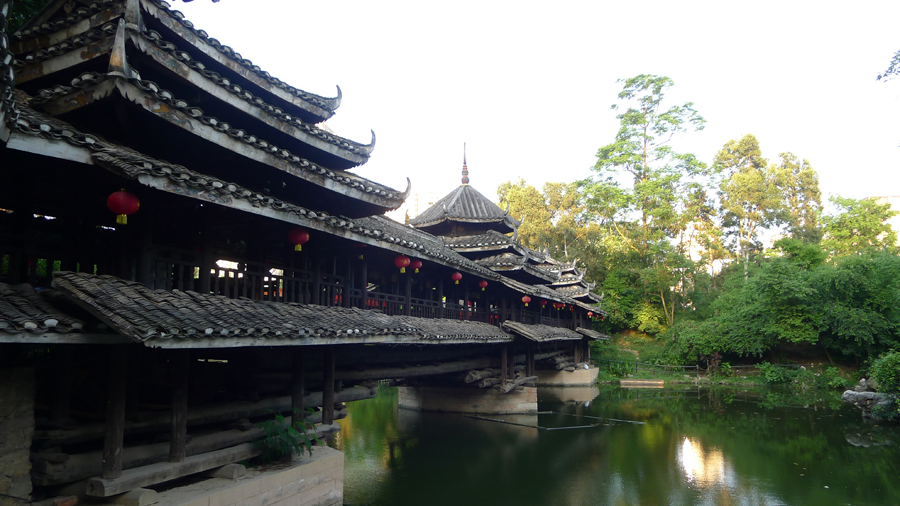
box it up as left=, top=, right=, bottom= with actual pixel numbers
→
left=108, top=19, right=139, bottom=79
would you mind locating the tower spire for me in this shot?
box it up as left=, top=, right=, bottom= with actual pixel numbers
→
left=461, top=142, right=469, bottom=185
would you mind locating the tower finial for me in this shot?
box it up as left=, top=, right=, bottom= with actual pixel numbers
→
left=461, top=142, right=469, bottom=185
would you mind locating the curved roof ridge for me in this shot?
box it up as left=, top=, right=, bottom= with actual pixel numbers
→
left=142, top=0, right=341, bottom=114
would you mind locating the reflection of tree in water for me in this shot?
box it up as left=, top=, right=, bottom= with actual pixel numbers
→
left=336, top=385, right=900, bottom=506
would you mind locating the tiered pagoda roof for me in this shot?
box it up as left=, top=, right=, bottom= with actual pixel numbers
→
left=412, top=151, right=604, bottom=308
left=409, top=154, right=521, bottom=236
left=7, top=0, right=404, bottom=218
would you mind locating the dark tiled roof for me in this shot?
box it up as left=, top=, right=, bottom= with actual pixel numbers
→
left=52, top=272, right=513, bottom=344
left=12, top=0, right=119, bottom=40
left=409, top=185, right=520, bottom=232
left=501, top=321, right=582, bottom=342
left=475, top=253, right=524, bottom=268
left=134, top=30, right=373, bottom=159
left=1, top=0, right=13, bottom=133
left=551, top=272, right=585, bottom=286
left=0, top=283, right=85, bottom=334
left=443, top=230, right=514, bottom=250
left=499, top=277, right=577, bottom=306
left=576, top=327, right=609, bottom=340
left=13, top=99, right=403, bottom=204
left=353, top=216, right=501, bottom=279
left=13, top=23, right=118, bottom=68
left=143, top=0, right=341, bottom=115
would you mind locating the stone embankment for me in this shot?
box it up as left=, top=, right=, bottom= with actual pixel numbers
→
left=841, top=378, right=897, bottom=422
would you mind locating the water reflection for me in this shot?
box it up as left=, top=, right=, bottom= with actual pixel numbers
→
left=678, top=437, right=728, bottom=488
left=332, top=385, right=900, bottom=506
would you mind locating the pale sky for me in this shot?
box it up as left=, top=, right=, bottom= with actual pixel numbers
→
left=176, top=0, right=900, bottom=218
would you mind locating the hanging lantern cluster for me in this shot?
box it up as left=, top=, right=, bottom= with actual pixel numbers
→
left=410, top=259, right=422, bottom=273
left=451, top=272, right=462, bottom=285
left=107, top=189, right=139, bottom=225
left=552, top=302, right=564, bottom=310
left=522, top=295, right=531, bottom=307
left=479, top=280, right=488, bottom=291
left=288, top=228, right=309, bottom=251
left=395, top=255, right=410, bottom=273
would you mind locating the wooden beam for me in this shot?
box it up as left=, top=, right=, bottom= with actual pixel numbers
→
left=34, top=387, right=376, bottom=447
left=291, top=348, right=305, bottom=416
left=32, top=412, right=346, bottom=486
left=102, top=345, right=128, bottom=479
left=169, top=351, right=189, bottom=463
left=86, top=443, right=260, bottom=497
left=322, top=347, right=335, bottom=425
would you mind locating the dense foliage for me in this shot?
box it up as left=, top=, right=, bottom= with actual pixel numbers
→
left=499, top=74, right=900, bottom=369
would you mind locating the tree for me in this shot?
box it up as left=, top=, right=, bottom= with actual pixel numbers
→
left=714, top=134, right=782, bottom=279
left=773, top=152, right=822, bottom=242
left=583, top=75, right=708, bottom=329
left=821, top=196, right=898, bottom=257
left=877, top=49, right=900, bottom=81
left=497, top=178, right=552, bottom=250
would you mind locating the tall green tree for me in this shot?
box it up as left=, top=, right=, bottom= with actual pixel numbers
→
left=821, top=196, right=898, bottom=257
left=773, top=152, right=822, bottom=242
left=583, top=75, right=708, bottom=329
left=714, top=134, right=782, bottom=279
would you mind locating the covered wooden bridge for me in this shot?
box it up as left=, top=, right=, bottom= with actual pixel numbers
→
left=0, top=0, right=607, bottom=502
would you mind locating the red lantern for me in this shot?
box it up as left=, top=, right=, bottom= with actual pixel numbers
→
left=410, top=259, right=422, bottom=273
left=569, top=304, right=574, bottom=311
left=288, top=228, right=309, bottom=251
left=540, top=299, right=548, bottom=307
left=107, top=189, right=139, bottom=225
left=479, top=280, right=488, bottom=291
left=451, top=272, right=462, bottom=285
left=522, top=295, right=531, bottom=307
left=588, top=311, right=594, bottom=318
left=395, top=255, right=410, bottom=273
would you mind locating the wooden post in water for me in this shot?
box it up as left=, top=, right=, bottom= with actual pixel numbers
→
left=292, top=348, right=305, bottom=416
left=322, top=347, right=335, bottom=424
left=101, top=345, right=128, bottom=479
left=169, top=350, right=189, bottom=463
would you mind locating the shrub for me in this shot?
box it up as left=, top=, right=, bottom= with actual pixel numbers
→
left=871, top=351, right=900, bottom=394
left=758, top=362, right=792, bottom=384
left=253, top=409, right=322, bottom=464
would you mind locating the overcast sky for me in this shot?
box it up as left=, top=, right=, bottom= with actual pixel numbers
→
left=176, top=1, right=900, bottom=218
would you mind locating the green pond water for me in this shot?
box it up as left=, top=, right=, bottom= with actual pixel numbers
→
left=328, top=385, right=900, bottom=506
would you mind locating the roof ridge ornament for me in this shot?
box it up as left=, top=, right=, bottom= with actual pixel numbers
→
left=461, top=142, right=469, bottom=185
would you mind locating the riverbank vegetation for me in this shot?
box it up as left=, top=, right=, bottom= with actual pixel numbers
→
left=499, top=74, right=899, bottom=380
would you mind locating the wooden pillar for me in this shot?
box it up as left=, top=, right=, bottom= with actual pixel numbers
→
left=136, top=214, right=153, bottom=288
left=508, top=345, right=516, bottom=378
left=291, top=348, right=305, bottom=417
left=313, top=259, right=322, bottom=306
left=101, top=345, right=128, bottom=479
left=359, top=258, right=369, bottom=309
left=322, top=347, right=335, bottom=424
left=526, top=344, right=535, bottom=378
left=584, top=340, right=591, bottom=364
left=500, top=298, right=508, bottom=324
left=125, top=346, right=142, bottom=420
left=50, top=346, right=73, bottom=423
left=500, top=345, right=508, bottom=381
left=169, top=350, right=189, bottom=463
left=404, top=273, right=412, bottom=316
left=573, top=341, right=582, bottom=364
left=437, top=279, right=444, bottom=318
left=199, top=237, right=212, bottom=295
